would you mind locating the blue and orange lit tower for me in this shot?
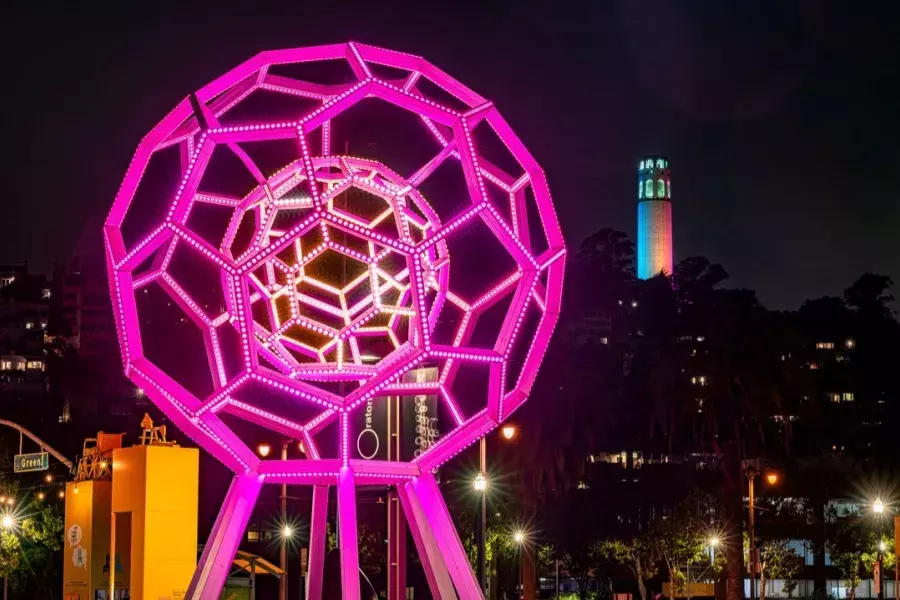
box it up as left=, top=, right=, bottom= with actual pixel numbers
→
left=636, top=157, right=673, bottom=279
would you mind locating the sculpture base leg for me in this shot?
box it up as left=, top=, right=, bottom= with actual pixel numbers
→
left=306, top=485, right=329, bottom=600
left=187, top=472, right=263, bottom=600
left=402, top=472, right=485, bottom=600
left=188, top=469, right=481, bottom=600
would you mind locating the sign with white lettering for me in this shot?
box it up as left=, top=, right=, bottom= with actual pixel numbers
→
left=14, top=452, right=49, bottom=473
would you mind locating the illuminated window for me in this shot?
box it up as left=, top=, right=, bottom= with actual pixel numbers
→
left=828, top=393, right=840, bottom=403
left=0, top=360, right=11, bottom=371
left=656, top=159, right=664, bottom=169
left=14, top=361, right=25, bottom=371
left=841, top=393, right=854, bottom=402
left=809, top=362, right=819, bottom=370
left=25, top=322, right=34, bottom=330
left=656, top=179, right=665, bottom=198
left=645, top=180, right=653, bottom=198
left=26, top=360, right=43, bottom=371
left=815, top=342, right=834, bottom=350
left=667, top=180, right=671, bottom=198
left=41, top=288, right=51, bottom=299
left=639, top=160, right=645, bottom=170
left=638, top=181, right=643, bottom=199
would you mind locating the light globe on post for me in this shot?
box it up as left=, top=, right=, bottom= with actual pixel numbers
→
left=1, top=515, right=13, bottom=529
left=878, top=540, right=886, bottom=553
left=765, top=469, right=780, bottom=486
left=473, top=473, right=487, bottom=493
left=257, top=443, right=272, bottom=458
left=501, top=425, right=517, bottom=441
left=282, top=525, right=293, bottom=540
left=873, top=498, right=884, bottom=514
left=709, top=536, right=720, bottom=548
left=513, top=530, right=526, bottom=545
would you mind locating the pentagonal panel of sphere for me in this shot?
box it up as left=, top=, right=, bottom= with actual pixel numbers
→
left=104, top=42, right=566, bottom=482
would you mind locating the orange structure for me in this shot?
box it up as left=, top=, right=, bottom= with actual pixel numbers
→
left=63, top=432, right=124, bottom=600
left=62, top=480, right=118, bottom=600
left=62, top=421, right=199, bottom=600
left=109, top=423, right=199, bottom=600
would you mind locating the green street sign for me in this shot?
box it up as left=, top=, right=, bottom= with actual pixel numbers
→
left=14, top=452, right=49, bottom=473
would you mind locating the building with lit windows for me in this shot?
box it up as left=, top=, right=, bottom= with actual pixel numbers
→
left=0, top=266, right=50, bottom=392
left=636, top=157, right=673, bottom=279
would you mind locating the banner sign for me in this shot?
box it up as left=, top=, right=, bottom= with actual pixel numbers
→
left=401, top=367, right=440, bottom=462
left=352, top=366, right=441, bottom=462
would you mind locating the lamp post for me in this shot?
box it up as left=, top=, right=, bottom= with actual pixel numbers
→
left=258, top=441, right=291, bottom=600
left=474, top=452, right=488, bottom=594
left=475, top=425, right=518, bottom=595
left=514, top=531, right=526, bottom=599
left=710, top=536, right=720, bottom=600
left=872, top=499, right=886, bottom=600
left=745, top=464, right=781, bottom=600
left=876, top=541, right=886, bottom=600
left=2, top=513, right=16, bottom=600
left=279, top=441, right=289, bottom=600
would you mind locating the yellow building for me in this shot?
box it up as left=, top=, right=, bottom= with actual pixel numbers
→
left=110, top=444, right=199, bottom=600
left=63, top=480, right=126, bottom=600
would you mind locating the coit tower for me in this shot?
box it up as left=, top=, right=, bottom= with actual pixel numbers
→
left=636, top=156, right=673, bottom=279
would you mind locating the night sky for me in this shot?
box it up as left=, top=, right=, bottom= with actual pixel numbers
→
left=8, top=0, right=899, bottom=310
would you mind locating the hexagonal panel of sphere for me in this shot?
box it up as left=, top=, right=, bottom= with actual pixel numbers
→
left=232, top=156, right=447, bottom=404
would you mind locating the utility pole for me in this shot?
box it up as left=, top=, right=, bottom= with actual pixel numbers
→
left=748, top=469, right=757, bottom=600
left=477, top=436, right=487, bottom=594
left=281, top=441, right=288, bottom=600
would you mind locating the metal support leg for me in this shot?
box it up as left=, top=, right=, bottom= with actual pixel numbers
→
left=338, top=467, right=361, bottom=600
left=397, top=481, right=456, bottom=600
left=187, top=472, right=263, bottom=600
left=412, top=472, right=484, bottom=599
left=306, top=485, right=329, bottom=600
left=387, top=489, right=407, bottom=600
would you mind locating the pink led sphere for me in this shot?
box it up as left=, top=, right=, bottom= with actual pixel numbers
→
left=104, top=42, right=565, bottom=483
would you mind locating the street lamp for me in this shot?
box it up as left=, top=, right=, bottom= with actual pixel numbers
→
left=710, top=536, right=721, bottom=600
left=475, top=427, right=520, bottom=594
left=746, top=464, right=784, bottom=600
left=257, top=443, right=272, bottom=458
left=513, top=530, right=527, bottom=599
left=282, top=525, right=293, bottom=539
left=873, top=498, right=884, bottom=514
left=1, top=516, right=12, bottom=529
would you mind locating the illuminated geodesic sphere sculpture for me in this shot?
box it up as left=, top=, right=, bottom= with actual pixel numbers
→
left=104, top=42, right=565, bottom=482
